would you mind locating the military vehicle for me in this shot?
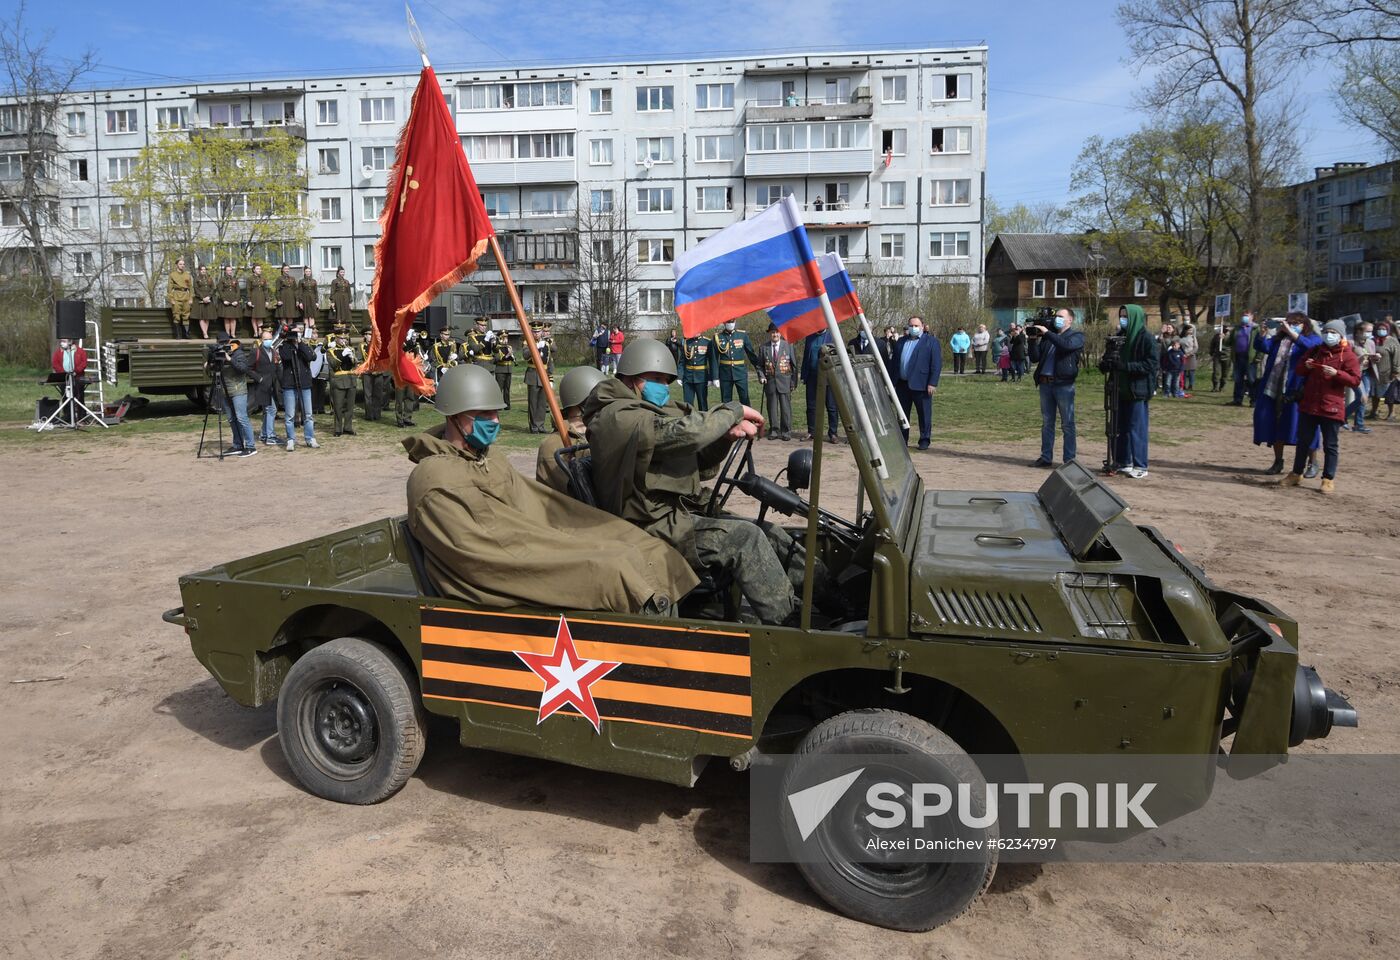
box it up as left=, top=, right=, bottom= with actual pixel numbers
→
left=165, top=352, right=1355, bottom=930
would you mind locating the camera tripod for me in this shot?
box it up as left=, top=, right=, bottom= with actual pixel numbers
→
left=1101, top=335, right=1126, bottom=475
left=196, top=356, right=233, bottom=460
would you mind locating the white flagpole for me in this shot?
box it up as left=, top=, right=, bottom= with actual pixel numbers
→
left=816, top=291, right=888, bottom=480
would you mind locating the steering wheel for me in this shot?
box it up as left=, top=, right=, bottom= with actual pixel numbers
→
left=705, top=436, right=755, bottom=517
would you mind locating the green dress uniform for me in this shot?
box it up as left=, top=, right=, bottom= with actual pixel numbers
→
left=681, top=335, right=719, bottom=411
left=462, top=328, right=494, bottom=370
left=327, top=335, right=359, bottom=435
left=432, top=336, right=459, bottom=378
left=167, top=268, right=193, bottom=330
left=360, top=336, right=390, bottom=421
left=525, top=331, right=555, bottom=433
left=193, top=271, right=216, bottom=331
left=395, top=334, right=420, bottom=427
left=329, top=277, right=353, bottom=326
left=246, top=273, right=270, bottom=337
left=216, top=275, right=241, bottom=324
left=274, top=274, right=299, bottom=323
left=713, top=327, right=763, bottom=405
left=492, top=338, right=515, bottom=410
left=298, top=277, right=320, bottom=322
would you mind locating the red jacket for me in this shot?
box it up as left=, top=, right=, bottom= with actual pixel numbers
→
left=609, top=330, right=625, bottom=355
left=51, top=345, right=88, bottom=376
left=1295, top=342, right=1361, bottom=421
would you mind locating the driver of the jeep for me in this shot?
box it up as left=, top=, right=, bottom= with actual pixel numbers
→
left=582, top=337, right=833, bottom=627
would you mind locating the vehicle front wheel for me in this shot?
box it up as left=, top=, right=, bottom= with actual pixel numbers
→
left=780, top=709, right=997, bottom=931
left=277, top=637, right=427, bottom=804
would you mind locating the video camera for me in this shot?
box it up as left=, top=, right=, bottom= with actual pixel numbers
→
left=1025, top=306, right=1056, bottom=336
left=205, top=342, right=231, bottom=366
left=1102, top=333, right=1127, bottom=367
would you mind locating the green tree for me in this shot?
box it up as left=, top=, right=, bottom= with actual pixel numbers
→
left=983, top=197, right=1069, bottom=250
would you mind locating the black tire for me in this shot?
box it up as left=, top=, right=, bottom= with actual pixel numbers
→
left=276, top=637, right=427, bottom=804
left=781, top=709, right=997, bottom=931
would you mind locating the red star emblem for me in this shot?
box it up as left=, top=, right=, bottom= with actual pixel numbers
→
left=514, top=616, right=621, bottom=733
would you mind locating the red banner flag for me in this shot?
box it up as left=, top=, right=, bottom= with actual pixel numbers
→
left=360, top=66, right=495, bottom=394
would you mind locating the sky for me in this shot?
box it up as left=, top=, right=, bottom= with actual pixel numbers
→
left=25, top=0, right=1392, bottom=208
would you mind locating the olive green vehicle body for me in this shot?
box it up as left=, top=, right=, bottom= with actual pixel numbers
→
left=169, top=354, right=1324, bottom=826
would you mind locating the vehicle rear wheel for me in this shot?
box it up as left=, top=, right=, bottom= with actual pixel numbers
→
left=781, top=709, right=997, bottom=931
left=277, top=637, right=427, bottom=804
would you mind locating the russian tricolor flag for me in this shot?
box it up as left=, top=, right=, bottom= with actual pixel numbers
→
left=673, top=195, right=823, bottom=337
left=766, top=253, right=863, bottom=343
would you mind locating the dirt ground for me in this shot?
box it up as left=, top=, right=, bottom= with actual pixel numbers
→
left=2, top=415, right=1398, bottom=960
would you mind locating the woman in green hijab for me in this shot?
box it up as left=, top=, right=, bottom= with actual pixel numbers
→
left=1103, top=304, right=1159, bottom=478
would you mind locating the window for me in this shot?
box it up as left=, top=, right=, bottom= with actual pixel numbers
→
left=316, top=99, right=339, bottom=124
left=1031, top=278, right=1046, bottom=297
left=754, top=79, right=798, bottom=107
left=590, top=87, right=612, bottom=114
left=0, top=105, right=24, bottom=132
left=526, top=189, right=569, bottom=216
left=695, top=82, right=734, bottom=110
left=934, top=73, right=972, bottom=101
left=757, top=184, right=795, bottom=206
left=360, top=97, right=395, bottom=123
left=1097, top=278, right=1111, bottom=297
left=362, top=146, right=395, bottom=171
left=66, top=157, right=87, bottom=182
left=207, top=103, right=242, bottom=127
left=106, top=156, right=134, bottom=181
left=364, top=244, right=376, bottom=269
left=637, top=238, right=675, bottom=263
left=114, top=251, right=142, bottom=274
left=881, top=128, right=907, bottom=155
left=591, top=238, right=615, bottom=262
left=1363, top=261, right=1392, bottom=280
left=0, top=203, right=18, bottom=226
left=1054, top=278, right=1068, bottom=298
left=879, top=233, right=905, bottom=259
left=589, top=189, right=614, bottom=214
left=931, top=126, right=971, bottom=154
left=1338, top=233, right=1364, bottom=252
left=480, top=191, right=511, bottom=217
left=362, top=195, right=384, bottom=220
left=695, top=135, right=734, bottom=162
left=1133, top=277, right=1148, bottom=297
left=71, top=251, right=94, bottom=275
left=823, top=78, right=852, bottom=105
left=1337, top=263, right=1363, bottom=281
left=930, top=178, right=971, bottom=205
left=105, top=109, right=138, bottom=133
left=109, top=203, right=137, bottom=228
left=881, top=75, right=907, bottom=103
left=1365, top=196, right=1392, bottom=219
left=321, top=246, right=342, bottom=270
left=113, top=297, right=145, bottom=308
left=636, top=136, right=674, bottom=164
left=462, top=134, right=513, bottom=160
left=881, top=181, right=906, bottom=208
left=317, top=148, right=340, bottom=175
left=156, top=107, right=189, bottom=130
left=636, top=85, right=674, bottom=112
left=319, top=197, right=341, bottom=222
left=695, top=186, right=733, bottom=212
left=636, top=187, right=674, bottom=213
left=533, top=287, right=570, bottom=313
left=745, top=121, right=870, bottom=152
left=639, top=288, right=674, bottom=314
left=823, top=235, right=850, bottom=257
left=517, top=234, right=576, bottom=264
left=68, top=204, right=89, bottom=228
left=928, top=232, right=970, bottom=258
left=65, top=110, right=85, bottom=135
left=589, top=139, right=613, bottom=165
left=1316, top=209, right=1330, bottom=224
left=818, top=181, right=850, bottom=206
left=461, top=81, right=573, bottom=110
left=461, top=133, right=574, bottom=160
left=0, top=153, right=24, bottom=180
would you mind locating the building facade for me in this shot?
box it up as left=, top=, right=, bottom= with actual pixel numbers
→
left=1, top=45, right=988, bottom=332
left=985, top=233, right=1164, bottom=328
left=1292, top=160, right=1396, bottom=321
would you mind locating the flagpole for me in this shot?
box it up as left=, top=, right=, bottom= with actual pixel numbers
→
left=816, top=290, right=888, bottom=480
left=490, top=234, right=570, bottom=447
left=856, top=310, right=908, bottom=430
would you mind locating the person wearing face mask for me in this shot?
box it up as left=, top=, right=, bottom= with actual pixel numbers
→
left=760, top=323, right=798, bottom=440
left=846, top=324, right=875, bottom=360
left=878, top=325, right=900, bottom=376
left=893, top=315, right=942, bottom=451
left=1009, top=323, right=1028, bottom=382
left=1344, top=321, right=1376, bottom=434
left=800, top=328, right=841, bottom=443
left=1104, top=304, right=1158, bottom=479
left=1229, top=310, right=1257, bottom=405
left=714, top=319, right=762, bottom=405
left=1371, top=318, right=1399, bottom=420
left=583, top=339, right=820, bottom=626
left=404, top=364, right=696, bottom=612
left=1028, top=308, right=1084, bottom=467
left=1280, top=320, right=1361, bottom=495
left=536, top=364, right=608, bottom=493
left=1252, top=312, right=1321, bottom=476
left=1209, top=320, right=1232, bottom=392
left=249, top=324, right=281, bottom=445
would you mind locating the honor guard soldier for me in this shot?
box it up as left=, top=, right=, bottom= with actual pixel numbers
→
left=432, top=326, right=459, bottom=383
left=298, top=266, right=320, bottom=325
left=525, top=320, right=556, bottom=433
left=193, top=265, right=215, bottom=339
left=681, top=332, right=719, bottom=411
left=329, top=267, right=353, bottom=327
left=167, top=257, right=194, bottom=339
left=396, top=329, right=423, bottom=427
left=327, top=323, right=359, bottom=436
left=462, top=317, right=495, bottom=370
left=713, top=319, right=763, bottom=405
left=361, top=326, right=391, bottom=421
left=492, top=332, right=516, bottom=410
left=245, top=265, right=270, bottom=341
left=536, top=365, right=607, bottom=493
left=216, top=265, right=241, bottom=339
left=274, top=263, right=298, bottom=330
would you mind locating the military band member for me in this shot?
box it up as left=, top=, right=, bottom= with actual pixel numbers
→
left=328, top=323, right=359, bottom=436
left=536, top=365, right=607, bottom=493
left=759, top=323, right=798, bottom=440
left=462, top=316, right=495, bottom=370
left=525, top=320, right=555, bottom=433
left=245, top=265, right=270, bottom=341
left=492, top=333, right=516, bottom=410
left=713, top=319, right=763, bottom=405
left=432, top=326, right=459, bottom=383
left=396, top=329, right=422, bottom=427
left=360, top=327, right=390, bottom=421
left=682, top=332, right=719, bottom=411
left=167, top=257, right=193, bottom=339
left=216, top=265, right=241, bottom=339
left=329, top=267, right=353, bottom=327
left=305, top=316, right=329, bottom=414
left=298, top=266, right=319, bottom=324
left=274, top=264, right=298, bottom=327
left=193, top=264, right=215, bottom=339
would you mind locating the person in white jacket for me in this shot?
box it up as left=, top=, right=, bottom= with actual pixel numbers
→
left=971, top=324, right=991, bottom=374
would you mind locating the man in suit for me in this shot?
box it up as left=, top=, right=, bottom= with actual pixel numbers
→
left=800, top=329, right=840, bottom=443
left=759, top=323, right=797, bottom=440
left=893, top=315, right=942, bottom=450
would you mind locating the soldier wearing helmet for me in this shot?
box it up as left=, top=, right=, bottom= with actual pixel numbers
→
left=536, top=365, right=608, bottom=493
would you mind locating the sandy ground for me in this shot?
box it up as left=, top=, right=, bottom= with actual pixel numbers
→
left=2, top=415, right=1398, bottom=960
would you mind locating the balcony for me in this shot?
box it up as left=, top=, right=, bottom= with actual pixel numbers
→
left=470, top=157, right=577, bottom=186
left=744, top=93, right=873, bottom=123
left=190, top=120, right=306, bottom=142
left=745, top=200, right=871, bottom=227
left=745, top=149, right=873, bottom=177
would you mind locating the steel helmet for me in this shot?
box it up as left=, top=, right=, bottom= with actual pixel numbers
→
left=616, top=338, right=678, bottom=381
left=558, top=365, right=608, bottom=409
left=434, top=364, right=506, bottom=415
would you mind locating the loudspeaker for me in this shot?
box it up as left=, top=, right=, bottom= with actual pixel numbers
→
left=422, top=305, right=448, bottom=338
left=55, top=300, right=87, bottom=341
left=36, top=397, right=61, bottom=422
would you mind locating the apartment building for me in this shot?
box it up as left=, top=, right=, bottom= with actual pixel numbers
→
left=0, top=44, right=989, bottom=331
left=1293, top=159, right=1397, bottom=320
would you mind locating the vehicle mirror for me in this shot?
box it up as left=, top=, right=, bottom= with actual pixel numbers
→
left=786, top=448, right=813, bottom=491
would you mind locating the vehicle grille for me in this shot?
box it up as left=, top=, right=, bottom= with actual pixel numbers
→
left=926, top=588, right=1044, bottom=633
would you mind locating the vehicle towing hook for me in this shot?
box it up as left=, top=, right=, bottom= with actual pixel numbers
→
left=884, top=649, right=911, bottom=695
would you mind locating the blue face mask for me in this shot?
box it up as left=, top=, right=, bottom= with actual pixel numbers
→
left=1053, top=317, right=1065, bottom=330
left=1119, top=317, right=1128, bottom=329
left=641, top=381, right=671, bottom=407
left=907, top=326, right=922, bottom=338
left=1324, top=332, right=1341, bottom=347
left=462, top=416, right=499, bottom=450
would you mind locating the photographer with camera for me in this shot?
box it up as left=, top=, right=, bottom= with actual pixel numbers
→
left=1104, top=305, right=1158, bottom=479
left=1027, top=308, right=1084, bottom=467
left=277, top=321, right=319, bottom=451
left=206, top=333, right=257, bottom=457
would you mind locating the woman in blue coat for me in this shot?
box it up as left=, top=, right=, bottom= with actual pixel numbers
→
left=1252, top=314, right=1321, bottom=475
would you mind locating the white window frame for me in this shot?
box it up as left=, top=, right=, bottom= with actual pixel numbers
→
left=589, top=87, right=612, bottom=115
left=589, top=138, right=613, bottom=165
left=359, top=97, right=395, bottom=123
left=879, top=232, right=905, bottom=260
left=321, top=246, right=342, bottom=270
left=745, top=121, right=870, bottom=153
left=1054, top=278, right=1068, bottom=298
left=66, top=111, right=86, bottom=136
left=207, top=104, right=242, bottom=127
left=695, top=134, right=734, bottom=163
left=880, top=181, right=906, bottom=208
left=362, top=195, right=385, bottom=221
left=68, top=158, right=88, bottom=182
left=71, top=251, right=95, bottom=275
left=362, top=146, right=395, bottom=171
left=756, top=184, right=794, bottom=207
left=929, top=178, right=972, bottom=206
left=105, top=109, right=138, bottom=134
left=1097, top=277, right=1111, bottom=297
left=109, top=203, right=136, bottom=228
left=931, top=126, right=972, bottom=154
left=106, top=156, right=134, bottom=182
left=933, top=73, right=972, bottom=101
left=525, top=189, right=570, bottom=217
left=155, top=107, right=188, bottom=131
left=480, top=190, right=511, bottom=218
left=363, top=244, right=376, bottom=270
left=695, top=82, right=735, bottom=111
left=881, top=75, right=907, bottom=104
left=319, top=196, right=342, bottom=222
left=637, top=238, right=675, bottom=264
left=636, top=187, right=674, bottom=213
left=695, top=185, right=733, bottom=212
left=316, top=99, right=339, bottom=125
left=68, top=204, right=89, bottom=228
left=1133, top=277, right=1148, bottom=297
left=636, top=86, right=674, bottom=112
left=1031, top=278, right=1046, bottom=297
left=638, top=288, right=674, bottom=314
left=590, top=189, right=615, bottom=214
left=881, top=128, right=907, bottom=156
left=636, top=136, right=675, bottom=164
left=317, top=148, right=340, bottom=175
left=114, top=251, right=142, bottom=275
